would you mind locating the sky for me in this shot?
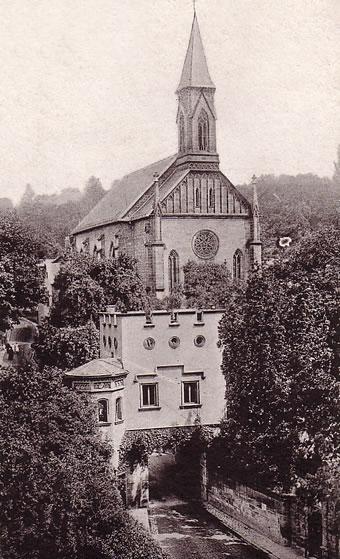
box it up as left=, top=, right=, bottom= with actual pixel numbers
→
left=0, top=0, right=339, bottom=203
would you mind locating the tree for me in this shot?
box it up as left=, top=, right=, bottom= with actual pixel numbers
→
left=273, top=226, right=340, bottom=375
left=0, top=363, right=166, bottom=559
left=183, top=260, right=234, bottom=309
left=16, top=178, right=106, bottom=257
left=51, top=253, right=145, bottom=327
left=214, top=271, right=294, bottom=489
left=333, top=144, right=340, bottom=185
left=0, top=212, right=46, bottom=330
left=81, top=176, right=106, bottom=215
left=0, top=258, right=15, bottom=331
left=90, top=254, right=145, bottom=313
left=238, top=173, right=339, bottom=260
left=34, top=321, right=100, bottom=370
left=18, top=183, right=35, bottom=208
left=213, top=263, right=339, bottom=493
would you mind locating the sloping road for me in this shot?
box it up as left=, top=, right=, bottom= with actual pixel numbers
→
left=149, top=499, right=268, bottom=559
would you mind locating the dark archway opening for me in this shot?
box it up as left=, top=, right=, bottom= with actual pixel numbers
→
left=308, top=510, right=322, bottom=558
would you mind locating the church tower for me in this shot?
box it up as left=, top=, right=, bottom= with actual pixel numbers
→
left=176, top=12, right=219, bottom=169
left=72, top=9, right=261, bottom=296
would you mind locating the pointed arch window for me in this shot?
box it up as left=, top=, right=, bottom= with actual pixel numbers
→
left=195, top=187, right=201, bottom=208
left=198, top=110, right=209, bottom=151
left=109, top=235, right=119, bottom=258
left=209, top=187, right=215, bottom=208
left=169, top=250, right=180, bottom=291
left=179, top=113, right=185, bottom=152
left=233, top=250, right=243, bottom=280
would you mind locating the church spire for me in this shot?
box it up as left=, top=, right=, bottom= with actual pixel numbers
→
left=249, top=175, right=262, bottom=267
left=176, top=11, right=218, bottom=164
left=177, top=12, right=215, bottom=92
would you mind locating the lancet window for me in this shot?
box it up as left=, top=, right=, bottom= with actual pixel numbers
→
left=195, top=187, right=201, bottom=208
left=209, top=187, right=215, bottom=208
left=198, top=109, right=209, bottom=151
left=169, top=250, right=180, bottom=291
left=179, top=113, right=185, bottom=152
left=233, top=250, right=243, bottom=280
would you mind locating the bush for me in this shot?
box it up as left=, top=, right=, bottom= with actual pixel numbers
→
left=0, top=363, right=166, bottom=559
left=34, top=320, right=99, bottom=370
left=183, top=260, right=234, bottom=309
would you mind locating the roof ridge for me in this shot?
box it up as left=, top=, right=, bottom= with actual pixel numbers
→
left=119, top=154, right=177, bottom=181
left=71, top=155, right=176, bottom=235
left=129, top=165, right=186, bottom=219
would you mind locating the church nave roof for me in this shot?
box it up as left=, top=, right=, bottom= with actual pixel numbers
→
left=72, top=155, right=176, bottom=234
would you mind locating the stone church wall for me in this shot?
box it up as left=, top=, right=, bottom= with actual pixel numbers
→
left=72, top=218, right=153, bottom=286
left=72, top=210, right=252, bottom=294
left=162, top=215, right=251, bottom=287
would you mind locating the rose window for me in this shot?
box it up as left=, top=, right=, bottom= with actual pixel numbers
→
left=192, top=230, right=219, bottom=259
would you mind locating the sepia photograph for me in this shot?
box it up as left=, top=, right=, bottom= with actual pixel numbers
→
left=0, top=1, right=339, bottom=558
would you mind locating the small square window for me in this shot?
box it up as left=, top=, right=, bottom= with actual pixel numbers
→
left=140, top=383, right=159, bottom=408
left=182, top=381, right=200, bottom=406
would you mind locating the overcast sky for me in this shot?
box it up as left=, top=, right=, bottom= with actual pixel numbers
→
left=0, top=0, right=339, bottom=202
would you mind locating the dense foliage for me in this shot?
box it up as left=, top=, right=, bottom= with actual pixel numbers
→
left=34, top=321, right=99, bottom=371
left=211, top=228, right=340, bottom=495
left=238, top=171, right=339, bottom=259
left=183, top=260, right=234, bottom=309
left=51, top=252, right=145, bottom=326
left=120, top=424, right=215, bottom=467
left=0, top=212, right=46, bottom=331
left=17, top=177, right=106, bottom=256
left=0, top=363, right=166, bottom=559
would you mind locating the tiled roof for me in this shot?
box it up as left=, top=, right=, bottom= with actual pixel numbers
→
left=65, top=358, right=128, bottom=378
left=72, top=155, right=176, bottom=234
left=177, top=13, right=215, bottom=91
left=130, top=168, right=190, bottom=219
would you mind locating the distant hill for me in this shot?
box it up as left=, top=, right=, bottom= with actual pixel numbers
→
left=238, top=173, right=339, bottom=258
left=15, top=177, right=107, bottom=257
left=33, top=188, right=83, bottom=207
left=0, top=198, right=14, bottom=212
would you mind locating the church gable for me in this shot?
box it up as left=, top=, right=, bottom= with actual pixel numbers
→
left=161, top=172, right=250, bottom=216
left=191, top=90, right=216, bottom=121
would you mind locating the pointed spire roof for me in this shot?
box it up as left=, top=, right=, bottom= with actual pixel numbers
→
left=251, top=175, right=261, bottom=242
left=251, top=175, right=259, bottom=216
left=177, top=12, right=215, bottom=91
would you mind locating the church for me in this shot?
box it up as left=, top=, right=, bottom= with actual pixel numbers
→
left=71, top=12, right=261, bottom=296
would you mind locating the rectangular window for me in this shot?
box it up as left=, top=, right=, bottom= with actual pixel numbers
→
left=98, top=399, right=109, bottom=423
left=182, top=381, right=200, bottom=406
left=140, top=383, right=159, bottom=408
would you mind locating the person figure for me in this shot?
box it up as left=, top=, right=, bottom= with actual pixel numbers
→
left=5, top=343, right=14, bottom=361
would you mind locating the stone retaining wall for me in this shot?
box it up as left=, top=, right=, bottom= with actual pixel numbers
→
left=204, top=472, right=339, bottom=559
left=207, top=474, right=293, bottom=546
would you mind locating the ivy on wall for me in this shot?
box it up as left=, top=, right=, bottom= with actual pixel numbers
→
left=119, top=424, right=216, bottom=469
